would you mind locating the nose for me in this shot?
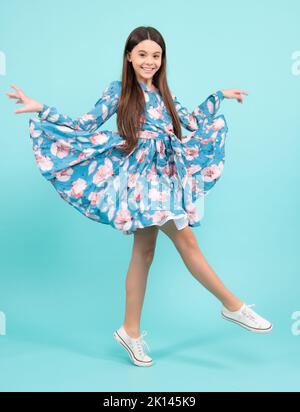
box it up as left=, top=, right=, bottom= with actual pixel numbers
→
left=145, top=59, right=154, bottom=66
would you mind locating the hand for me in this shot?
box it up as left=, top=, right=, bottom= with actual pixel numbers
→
left=4, top=84, right=44, bottom=114
left=221, top=89, right=249, bottom=104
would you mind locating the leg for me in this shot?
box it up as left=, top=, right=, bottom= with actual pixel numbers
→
left=158, top=220, right=243, bottom=311
left=123, top=225, right=159, bottom=338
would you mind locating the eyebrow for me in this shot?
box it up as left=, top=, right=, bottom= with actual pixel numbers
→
left=138, top=50, right=161, bottom=54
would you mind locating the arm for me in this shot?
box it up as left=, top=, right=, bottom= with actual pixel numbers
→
left=172, top=90, right=224, bottom=131
left=37, top=80, right=121, bottom=132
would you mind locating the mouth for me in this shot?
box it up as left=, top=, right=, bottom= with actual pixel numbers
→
left=141, top=67, right=155, bottom=73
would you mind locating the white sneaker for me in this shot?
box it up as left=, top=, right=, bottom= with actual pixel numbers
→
left=113, top=325, right=154, bottom=367
left=221, top=303, right=273, bottom=333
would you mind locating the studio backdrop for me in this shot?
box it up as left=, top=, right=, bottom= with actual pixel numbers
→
left=0, top=0, right=299, bottom=392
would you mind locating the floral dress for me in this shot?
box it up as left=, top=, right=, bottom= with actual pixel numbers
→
left=29, top=80, right=228, bottom=235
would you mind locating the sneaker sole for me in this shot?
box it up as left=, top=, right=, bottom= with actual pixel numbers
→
left=221, top=312, right=273, bottom=334
left=113, top=331, right=154, bottom=367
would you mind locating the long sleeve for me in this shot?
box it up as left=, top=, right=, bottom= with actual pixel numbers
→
left=36, top=80, right=121, bottom=133
left=172, top=90, right=225, bottom=131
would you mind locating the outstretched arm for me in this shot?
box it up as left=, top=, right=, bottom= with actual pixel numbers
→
left=5, top=80, right=121, bottom=133
left=171, top=90, right=225, bottom=131
left=172, top=88, right=248, bottom=131
left=37, top=80, right=121, bottom=132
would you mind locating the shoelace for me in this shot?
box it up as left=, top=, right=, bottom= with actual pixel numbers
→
left=241, top=303, right=258, bottom=323
left=134, top=330, right=151, bottom=355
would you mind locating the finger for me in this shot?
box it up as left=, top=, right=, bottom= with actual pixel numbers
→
left=5, top=92, right=19, bottom=98
left=10, top=84, right=21, bottom=91
left=10, top=84, right=24, bottom=97
left=14, top=108, right=27, bottom=114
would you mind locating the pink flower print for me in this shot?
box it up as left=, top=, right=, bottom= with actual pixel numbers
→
left=187, top=164, right=201, bottom=176
left=187, top=115, right=198, bottom=130
left=185, top=202, right=199, bottom=223
left=162, top=164, right=171, bottom=176
left=92, top=158, right=114, bottom=185
left=48, top=113, right=60, bottom=122
left=90, top=132, right=110, bottom=145
left=50, top=140, right=71, bottom=158
left=127, top=172, right=139, bottom=188
left=55, top=167, right=73, bottom=182
left=191, top=177, right=198, bottom=192
left=82, top=148, right=96, bottom=157
left=134, top=190, right=142, bottom=203
left=70, top=178, right=87, bottom=198
left=78, top=114, right=96, bottom=127
left=212, top=117, right=225, bottom=131
left=149, top=188, right=168, bottom=203
left=29, top=122, right=42, bottom=138
left=148, top=106, right=164, bottom=120
left=70, top=152, right=86, bottom=166
left=138, top=130, right=158, bottom=139
left=88, top=189, right=105, bottom=206
left=184, top=147, right=199, bottom=161
left=164, top=123, right=174, bottom=135
left=114, top=209, right=132, bottom=230
left=194, top=107, right=206, bottom=119
left=201, top=162, right=224, bottom=182
left=135, top=148, right=148, bottom=164
left=207, top=98, right=219, bottom=114
left=68, top=151, right=94, bottom=167
left=148, top=187, right=161, bottom=201
left=146, top=168, right=159, bottom=184
left=151, top=210, right=172, bottom=224
left=200, top=137, right=214, bottom=145
left=88, top=160, right=97, bottom=175
left=36, top=152, right=54, bottom=172
left=155, top=140, right=165, bottom=156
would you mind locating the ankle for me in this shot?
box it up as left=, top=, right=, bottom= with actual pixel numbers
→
left=222, top=299, right=244, bottom=312
left=123, top=324, right=141, bottom=339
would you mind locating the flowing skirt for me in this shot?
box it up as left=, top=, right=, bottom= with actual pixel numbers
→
left=29, top=113, right=228, bottom=235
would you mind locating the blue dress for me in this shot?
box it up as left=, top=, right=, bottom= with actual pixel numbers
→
left=29, top=80, right=228, bottom=235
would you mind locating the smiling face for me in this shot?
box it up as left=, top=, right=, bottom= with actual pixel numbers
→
left=127, top=39, right=162, bottom=87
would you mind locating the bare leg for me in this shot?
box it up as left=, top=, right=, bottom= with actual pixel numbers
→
left=158, top=220, right=243, bottom=311
left=123, top=225, right=159, bottom=339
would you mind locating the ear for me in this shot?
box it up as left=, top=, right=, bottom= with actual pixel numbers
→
left=126, top=51, right=131, bottom=63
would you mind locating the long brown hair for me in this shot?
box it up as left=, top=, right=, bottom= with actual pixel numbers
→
left=117, top=26, right=182, bottom=155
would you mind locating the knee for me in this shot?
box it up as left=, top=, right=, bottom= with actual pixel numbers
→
left=177, top=233, right=198, bottom=252
left=134, top=245, right=156, bottom=265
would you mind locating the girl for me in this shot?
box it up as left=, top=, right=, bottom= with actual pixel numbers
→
left=5, top=26, right=272, bottom=368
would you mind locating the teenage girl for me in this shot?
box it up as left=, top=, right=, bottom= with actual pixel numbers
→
left=5, top=26, right=272, bottom=368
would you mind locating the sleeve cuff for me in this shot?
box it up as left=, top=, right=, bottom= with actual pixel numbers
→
left=216, top=90, right=225, bottom=100
left=37, top=104, right=50, bottom=120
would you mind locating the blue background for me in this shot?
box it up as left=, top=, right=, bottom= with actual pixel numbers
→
left=1, top=0, right=300, bottom=391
